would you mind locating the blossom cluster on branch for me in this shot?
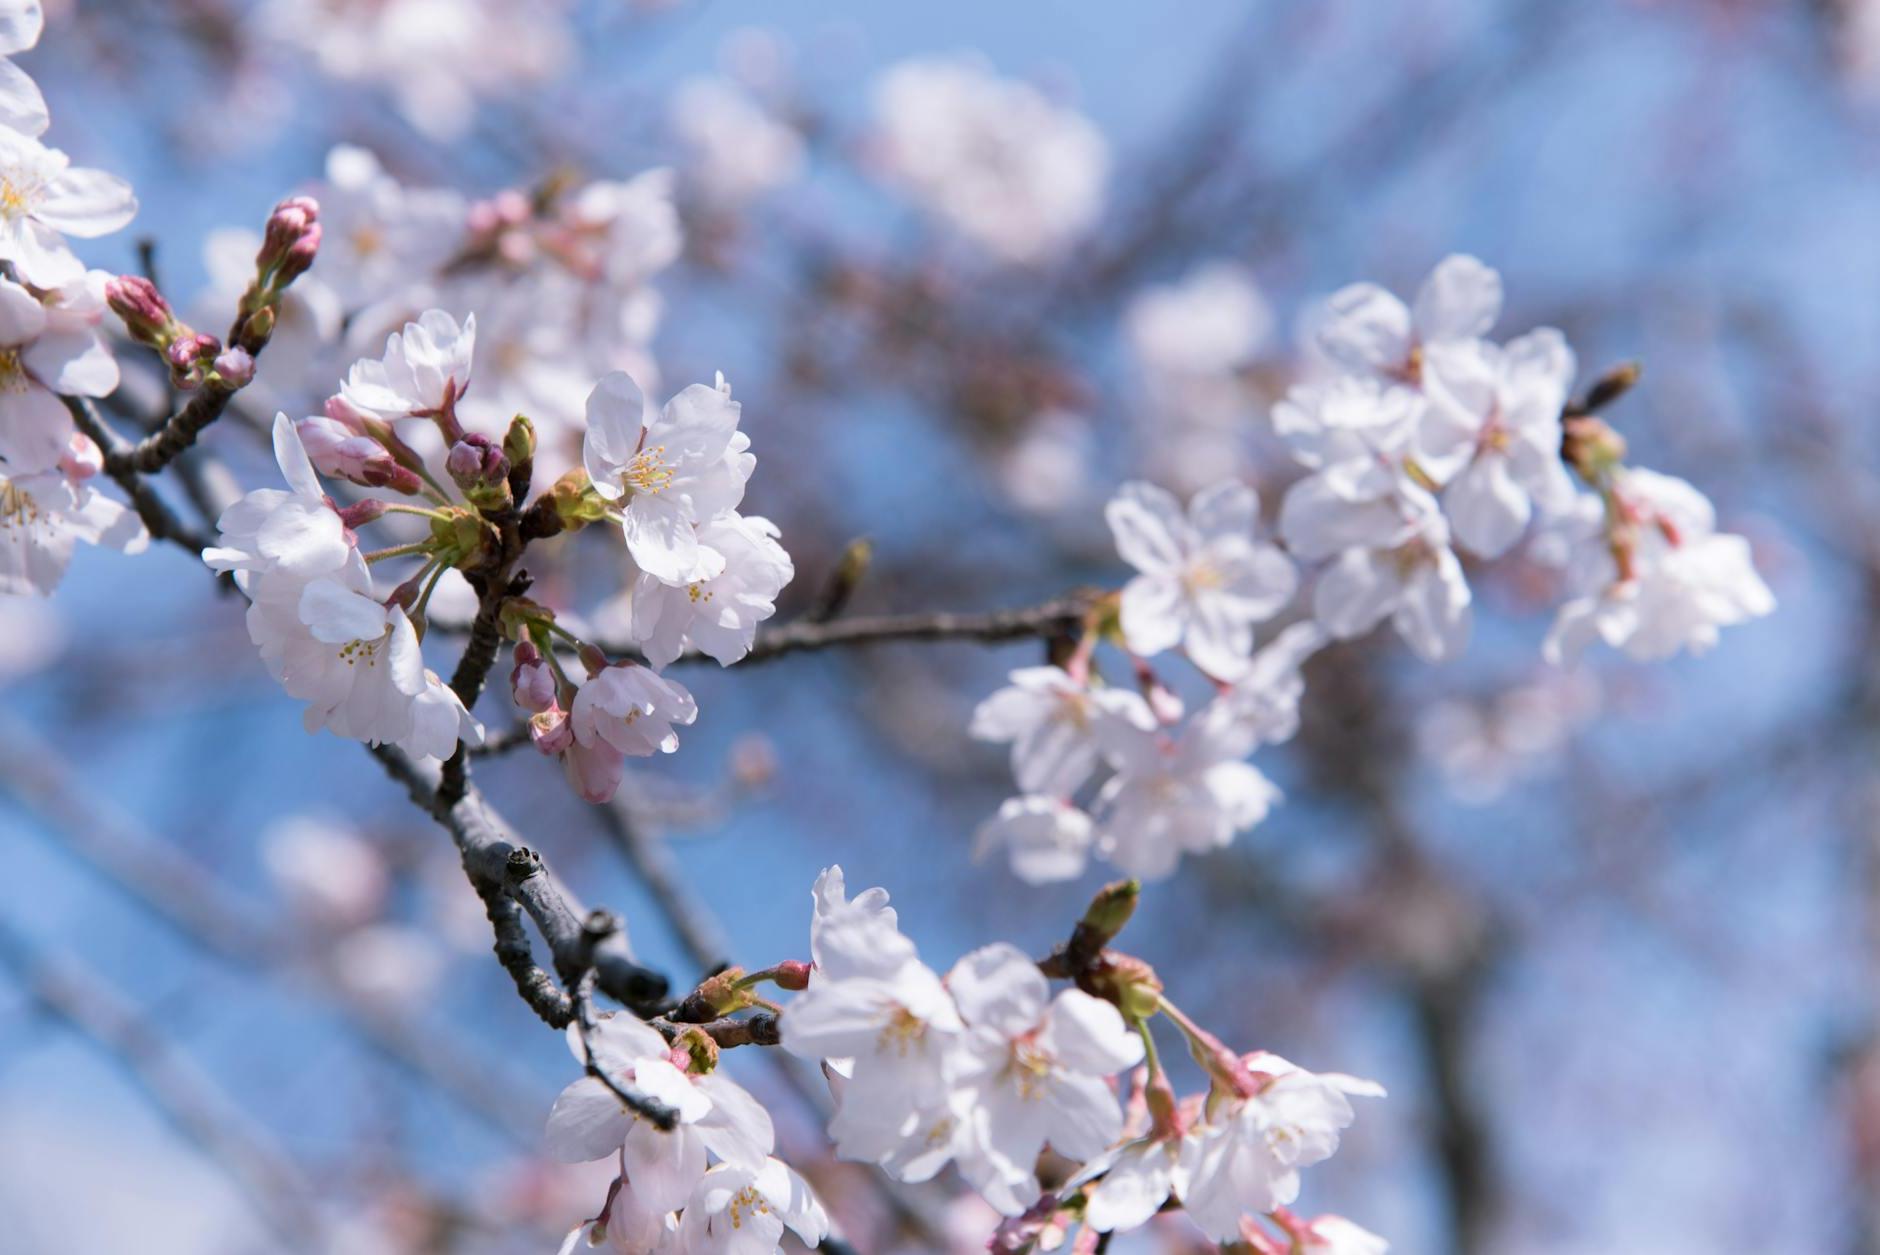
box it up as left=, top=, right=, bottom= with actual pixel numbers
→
left=0, top=8, right=1785, bottom=1252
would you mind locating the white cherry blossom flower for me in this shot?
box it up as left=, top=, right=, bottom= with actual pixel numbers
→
left=1093, top=696, right=1281, bottom=880
left=871, top=56, right=1108, bottom=266
left=583, top=372, right=751, bottom=583
left=1418, top=329, right=1579, bottom=556
left=943, top=942, right=1143, bottom=1216
left=626, top=512, right=793, bottom=668
left=1106, top=480, right=1296, bottom=679
left=1314, top=253, right=1501, bottom=383
left=970, top=666, right=1156, bottom=798
left=1179, top=1053, right=1384, bottom=1241
left=203, top=414, right=352, bottom=580
left=973, top=796, right=1095, bottom=884
left=1544, top=469, right=1774, bottom=662
left=1082, top=1134, right=1190, bottom=1234
left=546, top=1013, right=773, bottom=1216
left=808, top=865, right=911, bottom=982
left=0, top=275, right=116, bottom=472
left=0, top=434, right=145, bottom=596
left=569, top=662, right=698, bottom=761
left=339, top=308, right=476, bottom=421
left=675, top=1158, right=829, bottom=1255
left=1307, top=485, right=1473, bottom=663
left=0, top=127, right=137, bottom=288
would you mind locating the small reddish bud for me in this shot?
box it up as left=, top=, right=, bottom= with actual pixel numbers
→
left=212, top=345, right=255, bottom=387
left=258, top=196, right=321, bottom=277
left=337, top=499, right=387, bottom=530
left=104, top=275, right=177, bottom=346
left=772, top=960, right=812, bottom=991
left=164, top=332, right=221, bottom=388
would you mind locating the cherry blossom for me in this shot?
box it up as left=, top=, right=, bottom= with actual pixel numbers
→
left=1296, top=481, right=1473, bottom=663
left=582, top=372, right=751, bottom=583
left=569, top=661, right=698, bottom=762
left=0, top=273, right=117, bottom=473
left=1106, top=480, right=1297, bottom=679
left=970, top=666, right=1156, bottom=798
left=1314, top=253, right=1502, bottom=383
left=870, top=56, right=1108, bottom=265
left=973, top=796, right=1097, bottom=884
left=669, top=77, right=805, bottom=207
left=306, top=145, right=466, bottom=310
left=1419, top=329, right=1580, bottom=557
left=1544, top=469, right=1774, bottom=662
left=339, top=308, right=476, bottom=423
left=675, top=1158, right=829, bottom=1254
left=1094, top=694, right=1282, bottom=880
left=943, top=942, right=1143, bottom=1215
left=1179, top=1053, right=1384, bottom=1241
left=0, top=126, right=137, bottom=288
left=623, top=512, right=793, bottom=668
left=0, top=433, right=146, bottom=596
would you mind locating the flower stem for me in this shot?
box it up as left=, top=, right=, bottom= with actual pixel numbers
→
left=364, top=540, right=434, bottom=564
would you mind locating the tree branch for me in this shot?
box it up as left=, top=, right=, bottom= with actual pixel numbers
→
left=105, top=377, right=243, bottom=475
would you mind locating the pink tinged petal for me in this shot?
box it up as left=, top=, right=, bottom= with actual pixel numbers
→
left=582, top=370, right=645, bottom=496
left=0, top=57, right=44, bottom=137
left=946, top=942, right=1049, bottom=1036
left=25, top=329, right=115, bottom=396
left=1444, top=453, right=1530, bottom=559
left=0, top=272, right=43, bottom=341
left=543, top=1076, right=633, bottom=1162
left=1312, top=549, right=1400, bottom=641
left=1411, top=253, right=1502, bottom=342
left=1118, top=573, right=1186, bottom=658
left=39, top=167, right=138, bottom=237
left=1105, top=480, right=1189, bottom=575
left=270, top=412, right=326, bottom=500
left=0, top=382, right=71, bottom=471
left=563, top=739, right=624, bottom=802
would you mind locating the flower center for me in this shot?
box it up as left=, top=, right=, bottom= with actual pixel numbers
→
left=0, top=174, right=37, bottom=221
left=1183, top=560, right=1225, bottom=594
left=0, top=347, right=29, bottom=394
left=725, top=1185, right=770, bottom=1230
left=622, top=445, right=675, bottom=496
left=1008, top=1038, right=1053, bottom=1101
left=687, top=582, right=713, bottom=603
left=337, top=628, right=392, bottom=668
left=875, top=1005, right=928, bottom=1057
left=0, top=480, right=38, bottom=529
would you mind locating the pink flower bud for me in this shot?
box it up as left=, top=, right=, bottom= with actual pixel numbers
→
left=323, top=394, right=371, bottom=432
left=530, top=707, right=574, bottom=756
left=771, top=960, right=812, bottom=991
left=511, top=643, right=558, bottom=713
left=213, top=345, right=255, bottom=387
left=104, top=275, right=177, bottom=346
left=259, top=196, right=320, bottom=270
left=338, top=499, right=388, bottom=529
left=164, top=332, right=222, bottom=388
left=297, top=415, right=420, bottom=495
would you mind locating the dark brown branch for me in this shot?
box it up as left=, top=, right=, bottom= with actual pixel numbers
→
left=651, top=1012, right=782, bottom=1048
left=369, top=744, right=669, bottom=1016
left=105, top=379, right=243, bottom=475
left=649, top=594, right=1093, bottom=667
left=63, top=396, right=211, bottom=551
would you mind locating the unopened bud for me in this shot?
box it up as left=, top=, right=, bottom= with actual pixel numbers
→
left=1087, top=952, right=1162, bottom=1023
left=772, top=960, right=811, bottom=991
left=511, top=642, right=558, bottom=713
left=337, top=499, right=387, bottom=530
left=671, top=1026, right=719, bottom=1075
left=258, top=196, right=321, bottom=281
left=446, top=434, right=510, bottom=508
left=577, top=642, right=609, bottom=677
left=503, top=412, right=535, bottom=475
left=104, top=275, right=178, bottom=347
left=212, top=345, right=255, bottom=388
left=164, top=332, right=221, bottom=388
left=1078, top=879, right=1139, bottom=950
left=550, top=468, right=609, bottom=530
left=529, top=707, right=573, bottom=756
left=1575, top=360, right=1642, bottom=415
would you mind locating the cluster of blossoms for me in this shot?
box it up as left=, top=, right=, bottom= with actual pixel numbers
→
left=970, top=257, right=1775, bottom=883
left=869, top=55, right=1109, bottom=267
left=196, top=143, right=682, bottom=495
left=200, top=293, right=791, bottom=795
left=0, top=1, right=148, bottom=595
left=552, top=870, right=1385, bottom=1254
